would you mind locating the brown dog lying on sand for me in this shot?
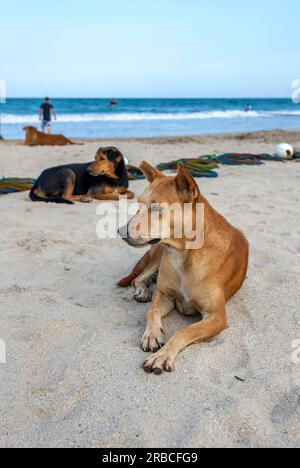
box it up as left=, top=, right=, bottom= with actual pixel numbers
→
left=23, top=126, right=79, bottom=146
left=118, top=162, right=249, bottom=374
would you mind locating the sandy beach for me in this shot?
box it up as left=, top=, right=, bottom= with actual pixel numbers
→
left=0, top=129, right=300, bottom=448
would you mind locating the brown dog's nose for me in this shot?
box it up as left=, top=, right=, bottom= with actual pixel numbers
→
left=118, top=224, right=129, bottom=239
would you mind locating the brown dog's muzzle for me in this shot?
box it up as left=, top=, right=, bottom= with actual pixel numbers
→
left=118, top=224, right=161, bottom=248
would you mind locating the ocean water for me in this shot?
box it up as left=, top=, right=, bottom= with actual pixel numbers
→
left=0, top=98, right=300, bottom=139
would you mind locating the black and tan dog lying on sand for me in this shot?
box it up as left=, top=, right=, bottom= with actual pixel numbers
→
left=30, top=146, right=134, bottom=204
left=118, top=162, right=249, bottom=374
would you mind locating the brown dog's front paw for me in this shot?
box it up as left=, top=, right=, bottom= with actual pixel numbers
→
left=143, top=348, right=176, bottom=374
left=141, top=328, right=165, bottom=353
left=134, top=286, right=152, bottom=303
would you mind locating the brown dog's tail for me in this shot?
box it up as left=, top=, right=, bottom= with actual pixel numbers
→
left=29, top=186, right=74, bottom=205
left=117, top=276, right=135, bottom=288
left=117, top=250, right=152, bottom=287
left=67, top=139, right=84, bottom=146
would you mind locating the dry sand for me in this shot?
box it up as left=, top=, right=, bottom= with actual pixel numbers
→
left=0, top=130, right=300, bottom=448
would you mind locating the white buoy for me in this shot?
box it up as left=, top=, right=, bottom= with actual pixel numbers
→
left=275, top=143, right=294, bottom=159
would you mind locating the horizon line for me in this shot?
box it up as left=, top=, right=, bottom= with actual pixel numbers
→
left=3, top=96, right=293, bottom=100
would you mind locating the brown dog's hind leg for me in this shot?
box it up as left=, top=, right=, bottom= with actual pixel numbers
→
left=133, top=246, right=163, bottom=303
left=144, top=291, right=228, bottom=374
left=118, top=245, right=163, bottom=303
left=117, top=250, right=152, bottom=288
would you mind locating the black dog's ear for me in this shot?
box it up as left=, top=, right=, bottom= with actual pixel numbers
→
left=95, top=147, right=104, bottom=160
left=113, top=151, right=127, bottom=178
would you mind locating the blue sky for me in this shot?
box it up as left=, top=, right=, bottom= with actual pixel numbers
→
left=0, top=0, right=299, bottom=98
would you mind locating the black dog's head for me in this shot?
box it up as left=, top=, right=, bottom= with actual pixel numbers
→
left=88, top=147, right=126, bottom=180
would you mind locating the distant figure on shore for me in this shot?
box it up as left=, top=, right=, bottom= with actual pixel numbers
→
left=245, top=103, right=252, bottom=113
left=39, top=97, right=57, bottom=134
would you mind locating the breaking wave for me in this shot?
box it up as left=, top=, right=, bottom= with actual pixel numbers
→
left=2, top=109, right=300, bottom=124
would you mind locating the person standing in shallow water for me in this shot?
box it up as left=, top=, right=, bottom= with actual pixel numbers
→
left=39, top=97, right=57, bottom=134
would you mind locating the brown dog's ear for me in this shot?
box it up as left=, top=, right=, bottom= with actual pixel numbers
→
left=140, top=161, right=164, bottom=183
left=175, top=162, right=200, bottom=202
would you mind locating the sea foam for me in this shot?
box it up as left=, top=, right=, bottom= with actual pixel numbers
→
left=2, top=109, right=300, bottom=124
